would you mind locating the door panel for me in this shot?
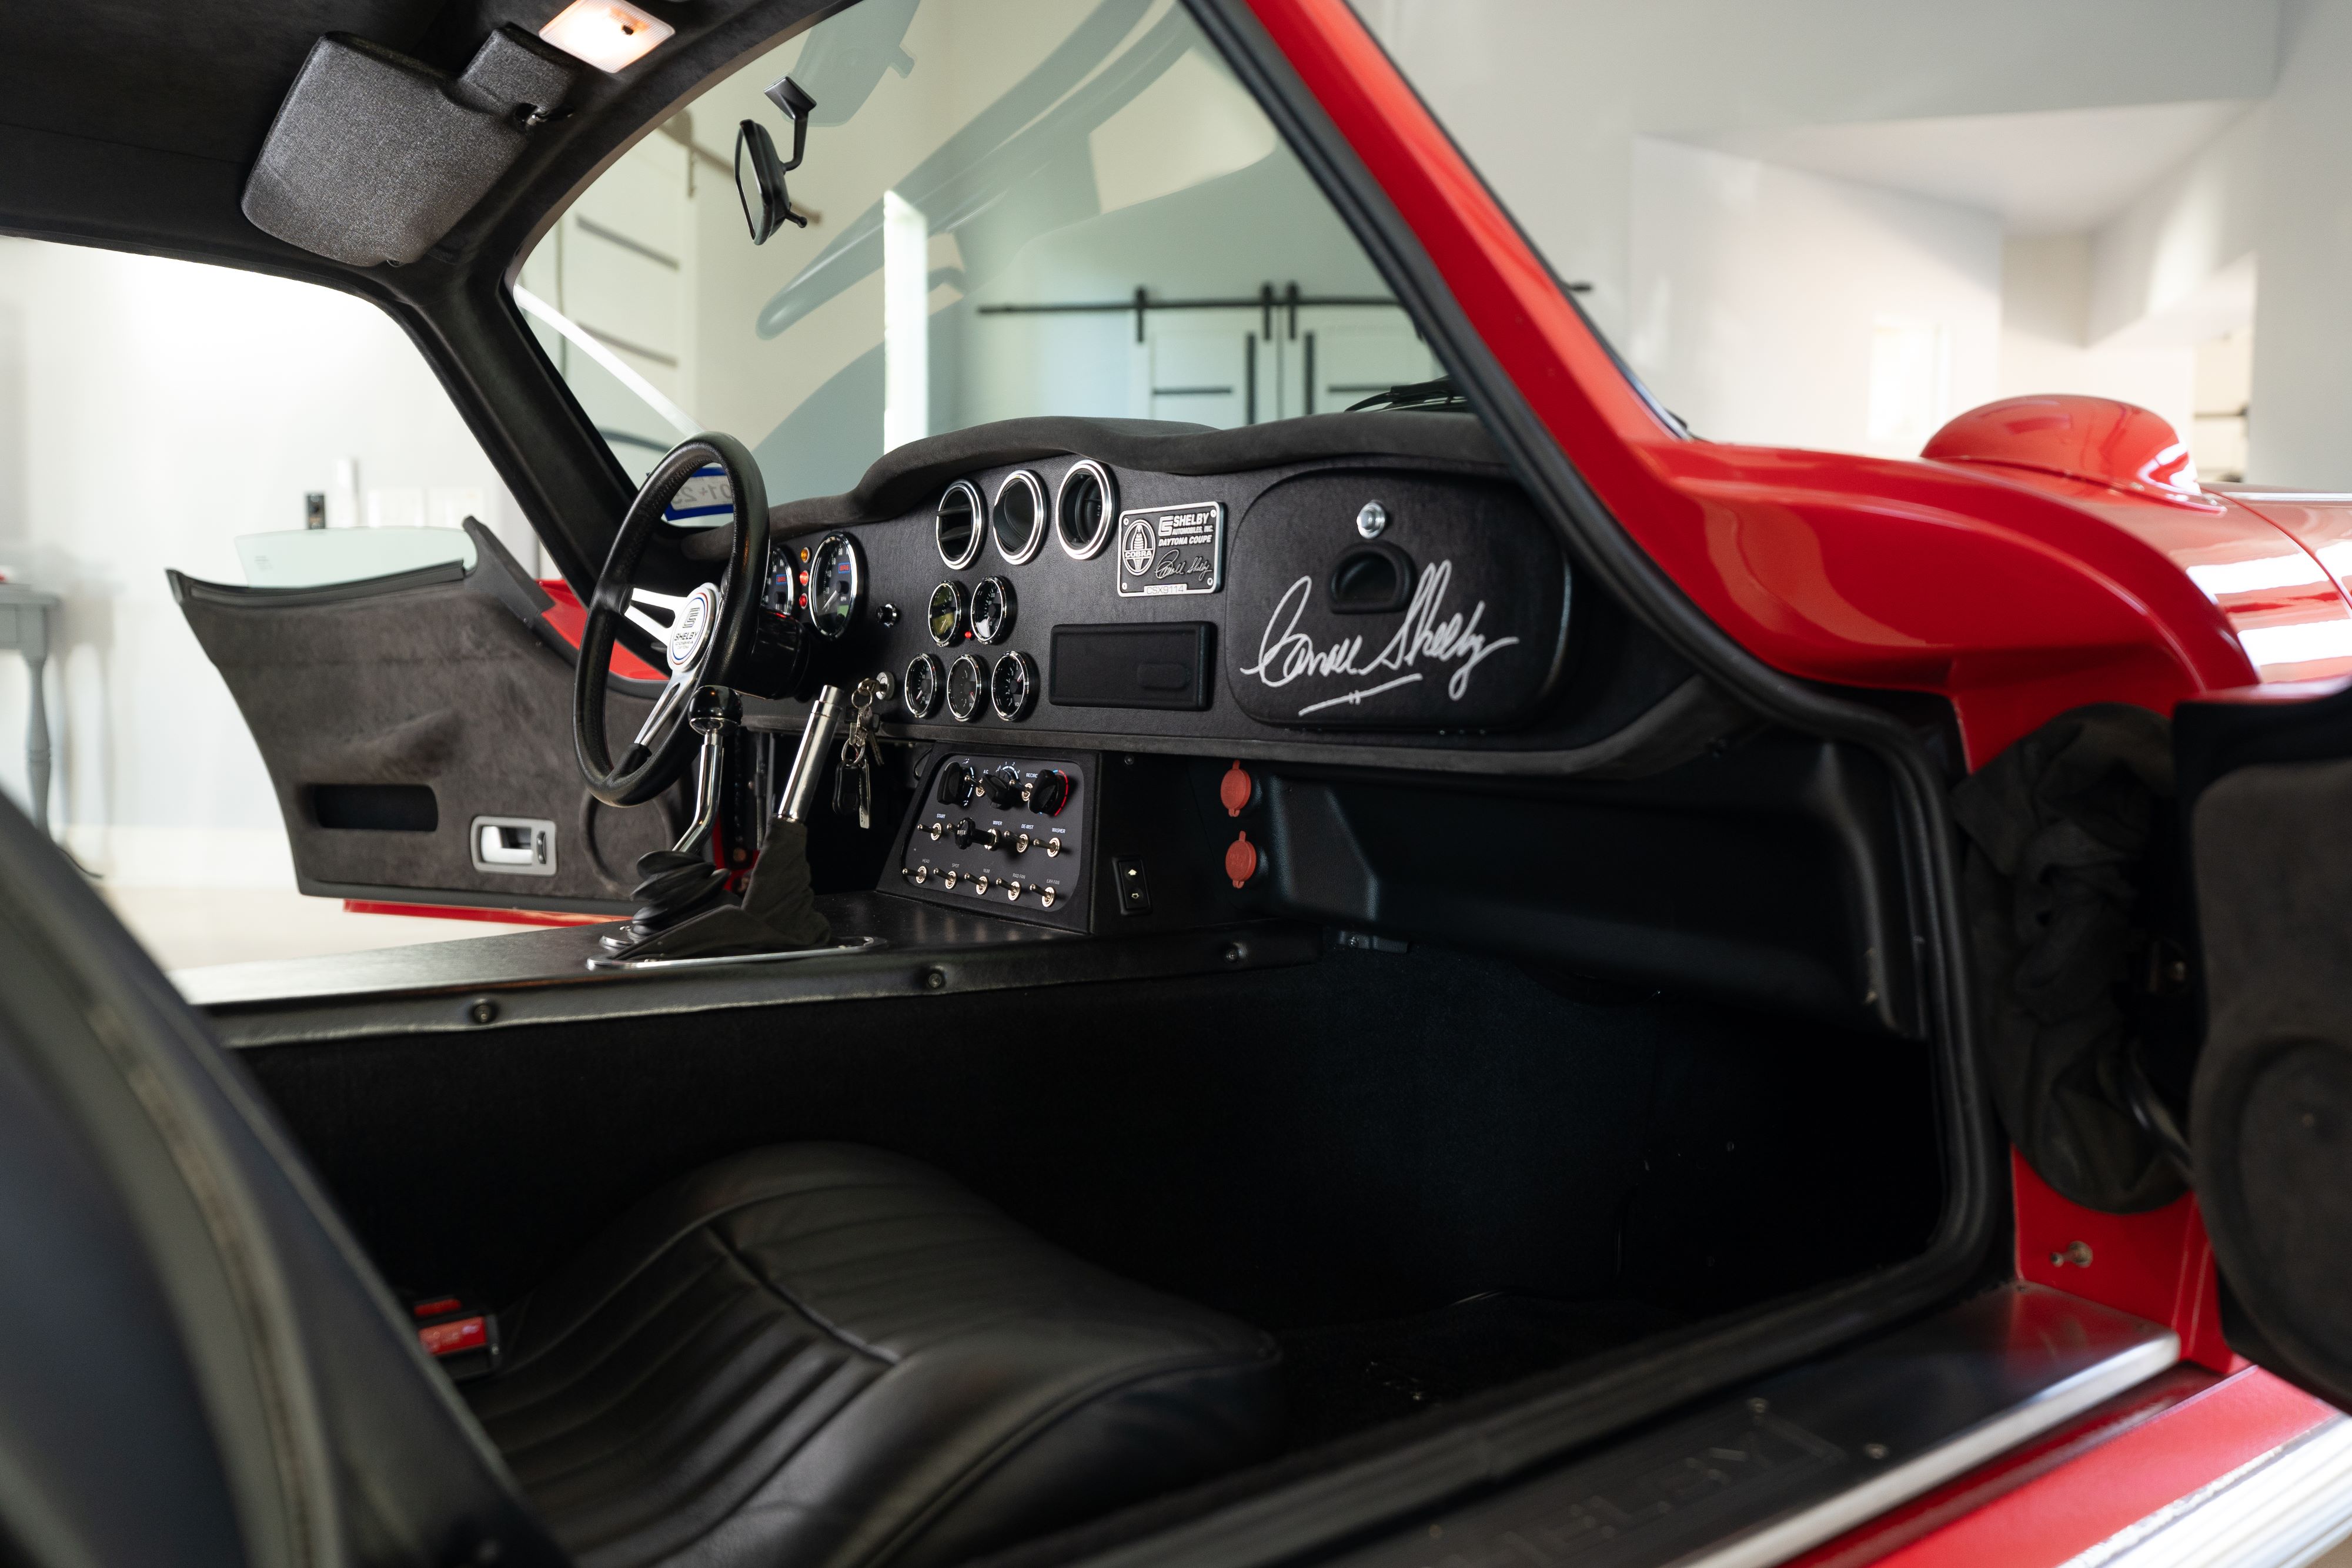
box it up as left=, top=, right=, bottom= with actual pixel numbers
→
left=175, top=520, right=679, bottom=915
left=2178, top=682, right=2352, bottom=1407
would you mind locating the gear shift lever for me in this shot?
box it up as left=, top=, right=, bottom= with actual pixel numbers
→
left=600, top=684, right=742, bottom=952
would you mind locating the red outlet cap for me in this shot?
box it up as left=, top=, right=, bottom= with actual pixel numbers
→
left=1225, top=830, right=1258, bottom=889
left=1220, top=760, right=1254, bottom=817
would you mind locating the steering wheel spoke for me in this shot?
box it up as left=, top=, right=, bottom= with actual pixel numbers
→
left=573, top=433, right=773, bottom=808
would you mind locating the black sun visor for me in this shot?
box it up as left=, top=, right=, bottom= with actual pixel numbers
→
left=242, top=26, right=575, bottom=268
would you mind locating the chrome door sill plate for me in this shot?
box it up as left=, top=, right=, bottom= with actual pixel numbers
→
left=1334, top=1283, right=2177, bottom=1568
left=584, top=935, right=888, bottom=972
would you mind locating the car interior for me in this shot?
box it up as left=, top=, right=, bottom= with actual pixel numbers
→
left=0, top=4, right=2031, bottom=1568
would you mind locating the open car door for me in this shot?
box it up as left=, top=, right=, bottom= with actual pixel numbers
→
left=2178, top=679, right=2352, bottom=1408
left=174, top=519, right=680, bottom=917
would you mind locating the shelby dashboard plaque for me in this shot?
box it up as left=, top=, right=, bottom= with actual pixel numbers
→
left=1116, top=502, right=1224, bottom=596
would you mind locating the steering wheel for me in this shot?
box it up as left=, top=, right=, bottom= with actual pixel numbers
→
left=574, top=432, right=771, bottom=807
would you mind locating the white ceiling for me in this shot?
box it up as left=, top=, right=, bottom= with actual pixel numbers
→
left=1706, top=99, right=2254, bottom=235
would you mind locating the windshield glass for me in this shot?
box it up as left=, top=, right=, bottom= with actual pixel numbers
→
left=519, top=0, right=1431, bottom=500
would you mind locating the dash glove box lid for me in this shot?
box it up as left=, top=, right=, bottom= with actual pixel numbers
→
left=1225, top=472, right=1568, bottom=730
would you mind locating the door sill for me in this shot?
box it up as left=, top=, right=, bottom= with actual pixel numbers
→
left=1078, top=1285, right=2176, bottom=1568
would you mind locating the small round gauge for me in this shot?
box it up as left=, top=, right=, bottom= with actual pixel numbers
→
left=903, top=654, right=943, bottom=720
left=990, top=651, right=1037, bottom=721
left=807, top=531, right=863, bottom=640
left=927, top=580, right=969, bottom=646
left=970, top=576, right=1018, bottom=644
left=946, top=653, right=987, bottom=723
left=991, top=470, right=1046, bottom=563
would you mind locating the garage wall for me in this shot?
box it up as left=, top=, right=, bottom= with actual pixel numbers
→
left=1354, top=0, right=2326, bottom=478
left=0, top=240, right=526, bottom=885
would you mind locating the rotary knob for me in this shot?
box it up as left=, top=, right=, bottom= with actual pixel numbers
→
left=951, top=818, right=975, bottom=848
left=985, top=764, right=1024, bottom=808
left=1024, top=768, right=1072, bottom=816
left=936, top=761, right=975, bottom=807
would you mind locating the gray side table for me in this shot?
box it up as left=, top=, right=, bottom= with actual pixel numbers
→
left=0, top=584, right=61, bottom=835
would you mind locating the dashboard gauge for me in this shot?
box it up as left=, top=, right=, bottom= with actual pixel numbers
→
left=903, top=654, right=943, bottom=720
left=991, top=469, right=1046, bottom=563
left=970, top=576, right=1017, bottom=644
left=936, top=480, right=983, bottom=569
left=1055, top=459, right=1117, bottom=559
left=990, top=651, right=1037, bottom=721
left=927, top=580, right=969, bottom=646
left=807, top=531, right=863, bottom=639
left=947, top=654, right=987, bottom=723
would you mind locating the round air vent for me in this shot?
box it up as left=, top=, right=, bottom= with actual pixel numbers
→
left=991, top=470, right=1046, bottom=564
left=936, top=480, right=983, bottom=569
left=1055, top=459, right=1117, bottom=560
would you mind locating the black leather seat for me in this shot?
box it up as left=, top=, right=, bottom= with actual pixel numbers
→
left=464, top=1145, right=1283, bottom=1568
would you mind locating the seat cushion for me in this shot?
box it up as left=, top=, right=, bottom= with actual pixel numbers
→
left=465, top=1145, right=1282, bottom=1568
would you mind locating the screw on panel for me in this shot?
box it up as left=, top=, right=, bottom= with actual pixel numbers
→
left=1357, top=501, right=1388, bottom=539
left=1863, top=1443, right=1889, bottom=1460
left=1747, top=1398, right=1768, bottom=1415
left=468, top=999, right=498, bottom=1025
left=923, top=969, right=946, bottom=991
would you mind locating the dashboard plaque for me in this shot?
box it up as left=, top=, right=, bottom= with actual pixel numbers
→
left=1116, top=502, right=1224, bottom=597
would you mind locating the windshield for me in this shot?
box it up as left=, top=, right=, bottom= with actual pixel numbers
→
left=518, top=0, right=1430, bottom=501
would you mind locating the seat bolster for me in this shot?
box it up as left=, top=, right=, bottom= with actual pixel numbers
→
left=674, top=1328, right=1281, bottom=1568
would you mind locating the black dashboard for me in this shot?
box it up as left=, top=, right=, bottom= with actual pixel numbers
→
left=739, top=412, right=1715, bottom=774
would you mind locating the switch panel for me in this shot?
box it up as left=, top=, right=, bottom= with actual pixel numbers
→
left=894, top=753, right=1090, bottom=930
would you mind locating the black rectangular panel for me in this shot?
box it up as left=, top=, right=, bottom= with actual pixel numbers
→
left=1050, top=623, right=1214, bottom=711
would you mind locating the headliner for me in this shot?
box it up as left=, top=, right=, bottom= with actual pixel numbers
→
left=0, top=0, right=819, bottom=286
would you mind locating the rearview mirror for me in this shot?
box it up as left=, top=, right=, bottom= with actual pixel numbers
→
left=735, top=75, right=816, bottom=245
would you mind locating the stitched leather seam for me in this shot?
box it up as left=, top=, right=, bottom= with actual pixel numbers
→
left=487, top=1248, right=744, bottom=1417
left=491, top=1286, right=810, bottom=1466
left=712, top=1224, right=904, bottom=1366
left=500, top=1167, right=931, bottom=1369
left=491, top=1236, right=734, bottom=1383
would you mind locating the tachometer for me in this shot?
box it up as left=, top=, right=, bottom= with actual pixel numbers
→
left=807, top=532, right=863, bottom=639
left=946, top=653, right=987, bottom=723
left=903, top=654, right=943, bottom=720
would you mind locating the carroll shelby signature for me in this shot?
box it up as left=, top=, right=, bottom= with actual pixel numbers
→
left=1240, top=559, right=1519, bottom=716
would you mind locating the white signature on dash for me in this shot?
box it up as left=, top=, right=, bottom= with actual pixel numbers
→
left=1240, top=559, right=1519, bottom=716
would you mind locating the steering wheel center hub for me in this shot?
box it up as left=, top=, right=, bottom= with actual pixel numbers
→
left=669, top=583, right=720, bottom=671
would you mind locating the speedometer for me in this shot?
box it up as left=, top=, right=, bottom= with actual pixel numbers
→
left=807, top=532, right=863, bottom=639
left=946, top=653, right=987, bottom=723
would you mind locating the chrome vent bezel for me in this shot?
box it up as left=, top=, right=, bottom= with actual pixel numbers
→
left=991, top=469, right=1047, bottom=565
left=1054, top=459, right=1117, bottom=560
left=935, top=480, right=984, bottom=570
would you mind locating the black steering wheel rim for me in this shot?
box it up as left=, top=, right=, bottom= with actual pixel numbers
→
left=573, top=432, right=770, bottom=807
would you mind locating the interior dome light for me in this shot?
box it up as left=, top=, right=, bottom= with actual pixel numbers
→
left=539, top=0, right=673, bottom=73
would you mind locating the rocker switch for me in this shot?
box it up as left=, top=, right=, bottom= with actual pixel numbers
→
left=1112, top=858, right=1152, bottom=916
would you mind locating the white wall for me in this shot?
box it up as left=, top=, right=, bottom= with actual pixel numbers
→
left=2087, top=107, right=2263, bottom=346
left=0, top=240, right=526, bottom=885
left=1999, top=236, right=2197, bottom=436
left=1626, top=138, right=2000, bottom=457
left=1354, top=0, right=2279, bottom=345
left=2249, top=0, right=2352, bottom=486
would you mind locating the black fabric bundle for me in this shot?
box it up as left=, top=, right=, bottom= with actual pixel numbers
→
left=1953, top=703, right=2185, bottom=1213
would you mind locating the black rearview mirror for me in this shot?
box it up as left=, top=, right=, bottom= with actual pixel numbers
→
left=734, top=75, right=817, bottom=245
